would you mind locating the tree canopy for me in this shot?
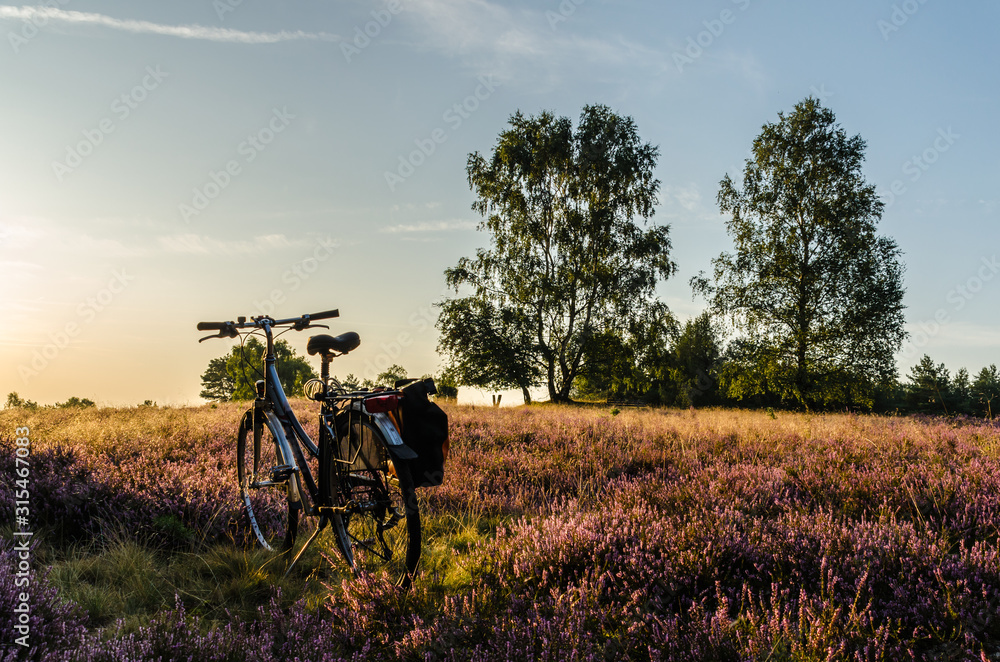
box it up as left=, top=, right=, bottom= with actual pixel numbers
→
left=437, top=104, right=675, bottom=403
left=5, top=392, right=96, bottom=409
left=904, top=355, right=952, bottom=415
left=5, top=392, right=38, bottom=409
left=973, top=365, right=1000, bottom=419
left=375, top=364, right=408, bottom=388
left=436, top=297, right=541, bottom=403
left=200, top=337, right=317, bottom=402
left=697, top=98, right=906, bottom=410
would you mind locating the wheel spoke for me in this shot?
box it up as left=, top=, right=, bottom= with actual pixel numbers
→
left=331, top=416, right=420, bottom=583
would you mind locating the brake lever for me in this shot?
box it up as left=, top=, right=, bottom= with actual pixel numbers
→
left=198, top=325, right=239, bottom=342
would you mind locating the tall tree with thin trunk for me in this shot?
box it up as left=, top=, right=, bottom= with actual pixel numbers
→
left=696, top=98, right=906, bottom=409
left=438, top=105, right=675, bottom=403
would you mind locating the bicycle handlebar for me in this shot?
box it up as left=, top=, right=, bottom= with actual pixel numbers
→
left=305, top=309, right=339, bottom=321
left=196, top=309, right=339, bottom=341
left=196, top=321, right=230, bottom=331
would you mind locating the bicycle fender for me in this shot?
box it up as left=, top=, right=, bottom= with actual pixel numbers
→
left=370, top=412, right=418, bottom=460
left=263, top=410, right=304, bottom=505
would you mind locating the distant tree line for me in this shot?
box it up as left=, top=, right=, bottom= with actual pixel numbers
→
left=436, top=99, right=994, bottom=416
left=563, top=319, right=999, bottom=417
left=5, top=393, right=96, bottom=409
left=901, top=357, right=999, bottom=418
left=198, top=337, right=458, bottom=403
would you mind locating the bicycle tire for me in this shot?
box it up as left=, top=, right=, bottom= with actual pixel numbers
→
left=319, top=423, right=355, bottom=569
left=236, top=409, right=300, bottom=554
left=332, top=414, right=421, bottom=586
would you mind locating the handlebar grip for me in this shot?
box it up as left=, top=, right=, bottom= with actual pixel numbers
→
left=197, top=322, right=228, bottom=331
left=308, top=309, right=339, bottom=321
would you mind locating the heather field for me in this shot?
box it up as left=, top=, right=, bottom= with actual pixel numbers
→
left=2, top=403, right=1000, bottom=661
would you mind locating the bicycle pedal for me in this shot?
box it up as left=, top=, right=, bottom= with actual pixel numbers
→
left=269, top=464, right=297, bottom=482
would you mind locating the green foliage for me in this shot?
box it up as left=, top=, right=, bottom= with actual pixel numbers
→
left=573, top=305, right=683, bottom=404
left=152, top=515, right=195, bottom=546
left=899, top=357, right=1000, bottom=418
left=5, top=393, right=98, bottom=409
left=199, top=337, right=317, bottom=402
left=338, top=373, right=362, bottom=391
left=664, top=312, right=722, bottom=407
left=439, top=105, right=675, bottom=404
left=972, top=364, right=999, bottom=419
left=57, top=396, right=96, bottom=408
left=435, top=369, right=459, bottom=400
left=574, top=329, right=649, bottom=401
left=437, top=297, right=541, bottom=403
left=199, top=355, right=234, bottom=402
left=715, top=338, right=784, bottom=407
left=5, top=392, right=38, bottom=409
left=573, top=310, right=726, bottom=408
left=905, top=355, right=952, bottom=415
left=375, top=364, right=408, bottom=388
left=952, top=367, right=972, bottom=414
left=699, top=98, right=906, bottom=410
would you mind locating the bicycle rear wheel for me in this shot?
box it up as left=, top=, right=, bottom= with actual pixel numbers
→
left=237, top=409, right=300, bottom=554
left=332, top=415, right=421, bottom=585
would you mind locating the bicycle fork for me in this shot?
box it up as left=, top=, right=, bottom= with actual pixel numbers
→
left=255, top=410, right=303, bottom=507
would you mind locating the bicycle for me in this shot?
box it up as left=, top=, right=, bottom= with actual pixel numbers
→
left=197, top=309, right=422, bottom=586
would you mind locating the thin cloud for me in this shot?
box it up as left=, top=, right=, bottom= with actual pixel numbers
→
left=0, top=222, right=44, bottom=250
left=922, top=321, right=1000, bottom=349
left=0, top=6, right=338, bottom=43
left=157, top=233, right=298, bottom=256
left=380, top=220, right=479, bottom=234
left=398, top=0, right=771, bottom=89
left=400, top=0, right=674, bottom=79
left=665, top=184, right=702, bottom=212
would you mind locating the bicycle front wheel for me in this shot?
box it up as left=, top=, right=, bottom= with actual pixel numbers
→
left=236, top=409, right=300, bottom=554
left=334, top=415, right=421, bottom=585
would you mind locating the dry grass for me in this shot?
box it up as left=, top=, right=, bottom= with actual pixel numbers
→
left=2, top=401, right=998, bottom=659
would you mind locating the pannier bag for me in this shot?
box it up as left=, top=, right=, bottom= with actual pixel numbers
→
left=399, top=378, right=449, bottom=488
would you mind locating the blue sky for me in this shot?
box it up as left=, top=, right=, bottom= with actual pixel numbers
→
left=0, top=0, right=997, bottom=405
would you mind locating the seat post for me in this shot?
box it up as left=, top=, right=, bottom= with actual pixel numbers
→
left=321, top=354, right=332, bottom=383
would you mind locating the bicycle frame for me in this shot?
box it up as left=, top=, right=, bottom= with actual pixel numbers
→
left=237, top=315, right=416, bottom=576
left=251, top=318, right=322, bottom=512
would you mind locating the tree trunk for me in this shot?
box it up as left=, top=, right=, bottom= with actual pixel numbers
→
left=557, top=380, right=574, bottom=403
left=796, top=338, right=808, bottom=407
left=546, top=357, right=558, bottom=402
left=521, top=386, right=532, bottom=405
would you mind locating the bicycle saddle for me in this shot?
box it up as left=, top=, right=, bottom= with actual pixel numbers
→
left=307, top=332, right=360, bottom=356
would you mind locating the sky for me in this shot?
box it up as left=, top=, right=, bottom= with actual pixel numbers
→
left=0, top=0, right=998, bottom=407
